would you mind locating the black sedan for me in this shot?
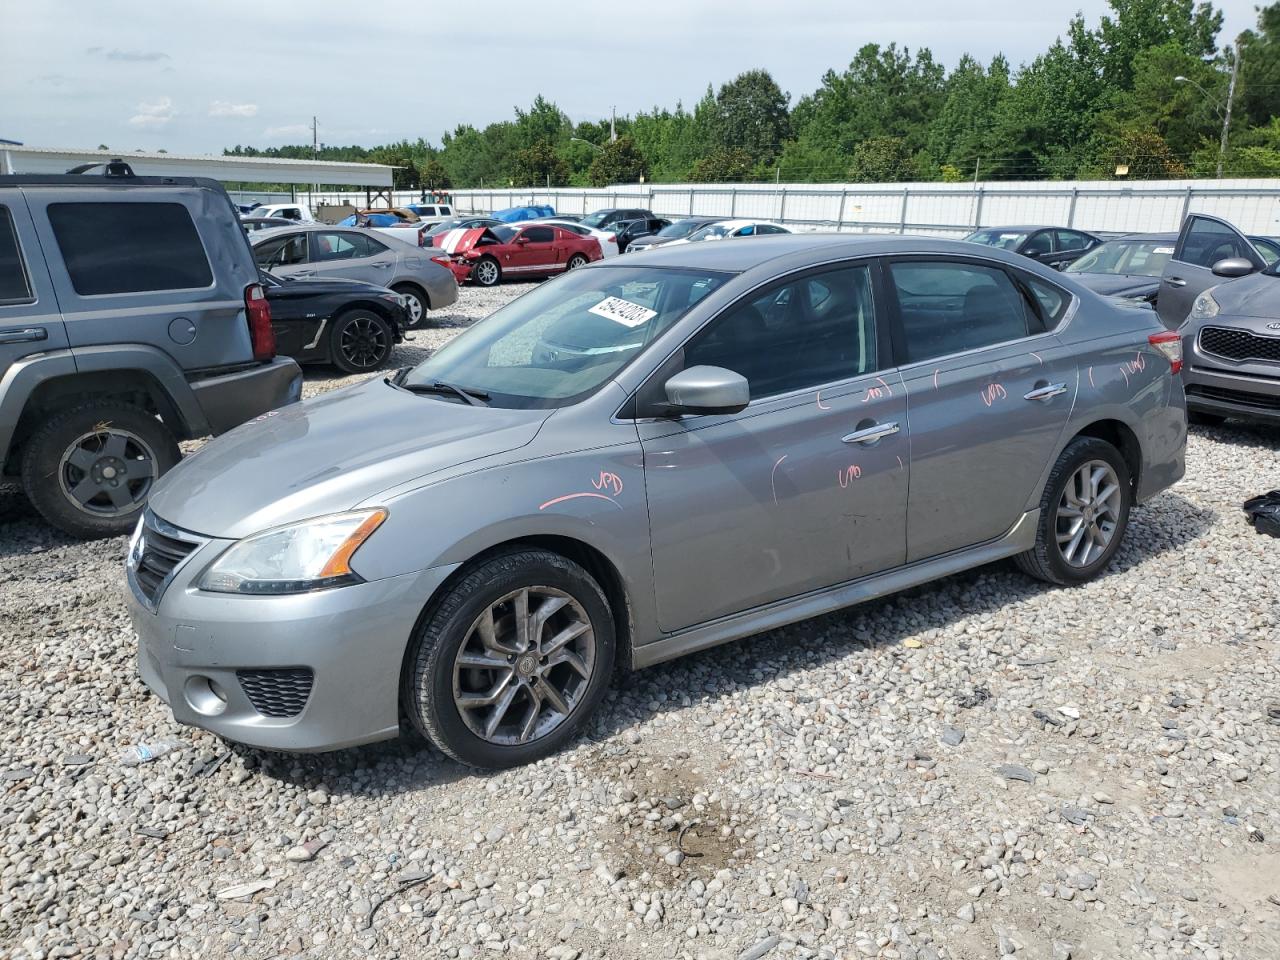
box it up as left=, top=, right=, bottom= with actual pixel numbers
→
left=962, top=225, right=1100, bottom=270
left=260, top=271, right=408, bottom=374
left=626, top=216, right=725, bottom=253
left=611, top=217, right=671, bottom=253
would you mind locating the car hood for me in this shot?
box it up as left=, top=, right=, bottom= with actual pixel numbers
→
left=628, top=236, right=672, bottom=249
left=1068, top=272, right=1160, bottom=299
left=147, top=376, right=550, bottom=539
left=436, top=227, right=503, bottom=255
left=1213, top=271, right=1280, bottom=318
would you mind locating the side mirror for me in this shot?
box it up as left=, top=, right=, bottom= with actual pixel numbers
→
left=515, top=235, right=530, bottom=244
left=662, top=365, right=750, bottom=416
left=1211, top=257, right=1255, bottom=278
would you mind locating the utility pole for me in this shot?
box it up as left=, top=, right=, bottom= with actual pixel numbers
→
left=311, top=116, right=319, bottom=204
left=1218, top=43, right=1241, bottom=179
left=610, top=106, right=617, bottom=143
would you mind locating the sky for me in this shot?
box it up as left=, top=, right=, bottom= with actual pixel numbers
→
left=1, top=0, right=1264, bottom=155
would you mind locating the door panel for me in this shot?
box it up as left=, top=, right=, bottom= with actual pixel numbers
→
left=309, top=231, right=379, bottom=283
left=640, top=376, right=908, bottom=632
left=506, top=227, right=558, bottom=275
left=1158, top=214, right=1265, bottom=328
left=0, top=195, right=69, bottom=376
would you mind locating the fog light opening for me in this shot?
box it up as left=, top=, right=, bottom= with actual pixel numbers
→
left=184, top=676, right=228, bottom=716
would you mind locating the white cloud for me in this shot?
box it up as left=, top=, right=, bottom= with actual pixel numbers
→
left=263, top=124, right=311, bottom=139
left=209, top=100, right=258, bottom=118
left=128, top=97, right=175, bottom=128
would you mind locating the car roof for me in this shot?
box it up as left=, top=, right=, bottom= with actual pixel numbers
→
left=1109, top=232, right=1178, bottom=242
left=596, top=232, right=1040, bottom=272
left=969, top=225, right=1064, bottom=233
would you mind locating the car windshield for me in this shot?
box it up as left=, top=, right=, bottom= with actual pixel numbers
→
left=580, top=210, right=612, bottom=228
left=658, top=220, right=707, bottom=239
left=688, top=224, right=734, bottom=241
left=491, top=226, right=518, bottom=243
left=965, top=229, right=1030, bottom=250
left=404, top=266, right=732, bottom=408
left=425, top=218, right=464, bottom=235
left=1065, top=238, right=1176, bottom=277
left=1251, top=236, right=1280, bottom=265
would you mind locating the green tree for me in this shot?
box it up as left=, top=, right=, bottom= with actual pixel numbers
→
left=690, top=148, right=757, bottom=182
left=709, top=69, right=791, bottom=163
left=927, top=54, right=1011, bottom=174
left=587, top=136, right=648, bottom=186
left=509, top=141, right=569, bottom=187
left=1239, top=3, right=1280, bottom=129
left=418, top=157, right=451, bottom=192
left=848, top=136, right=915, bottom=181
left=1097, top=0, right=1222, bottom=88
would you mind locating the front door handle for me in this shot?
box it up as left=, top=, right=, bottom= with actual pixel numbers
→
left=1024, top=382, right=1068, bottom=402
left=1165, top=276, right=1187, bottom=288
left=373, top=261, right=392, bottom=268
left=0, top=327, right=49, bottom=345
left=842, top=421, right=900, bottom=444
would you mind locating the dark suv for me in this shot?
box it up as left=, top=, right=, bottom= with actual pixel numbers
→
left=0, top=164, right=302, bottom=537
left=579, top=207, right=655, bottom=231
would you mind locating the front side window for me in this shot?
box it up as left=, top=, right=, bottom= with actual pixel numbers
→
left=684, top=264, right=878, bottom=400
left=889, top=260, right=1037, bottom=364
left=49, top=202, right=212, bottom=295
left=1180, top=217, right=1254, bottom=268
left=254, top=233, right=307, bottom=267
left=1022, top=231, right=1053, bottom=256
left=0, top=206, right=34, bottom=304
left=405, top=266, right=730, bottom=408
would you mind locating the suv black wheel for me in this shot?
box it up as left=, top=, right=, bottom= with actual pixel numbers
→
left=21, top=400, right=180, bottom=539
left=330, top=309, right=393, bottom=374
left=1015, top=436, right=1132, bottom=586
left=403, top=548, right=616, bottom=768
left=472, top=257, right=502, bottom=287
left=392, top=284, right=428, bottom=328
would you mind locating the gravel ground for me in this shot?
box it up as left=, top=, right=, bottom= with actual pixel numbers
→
left=1, top=280, right=1278, bottom=960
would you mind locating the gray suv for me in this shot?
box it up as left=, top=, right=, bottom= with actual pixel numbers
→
left=0, top=166, right=302, bottom=537
left=126, top=235, right=1186, bottom=768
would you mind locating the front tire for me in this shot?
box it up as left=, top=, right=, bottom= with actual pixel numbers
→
left=329, top=309, right=393, bottom=374
left=403, top=548, right=616, bottom=768
left=1015, top=436, right=1132, bottom=586
left=20, top=400, right=180, bottom=539
left=472, top=257, right=501, bottom=287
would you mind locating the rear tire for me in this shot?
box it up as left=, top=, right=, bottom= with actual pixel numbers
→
left=1014, top=436, right=1132, bottom=586
left=392, top=284, right=428, bottom=329
left=403, top=548, right=615, bottom=768
left=472, top=257, right=501, bottom=287
left=20, top=400, right=180, bottom=539
left=565, top=253, right=589, bottom=270
left=329, top=309, right=393, bottom=374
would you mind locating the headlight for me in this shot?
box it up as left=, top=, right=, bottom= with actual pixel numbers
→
left=1190, top=288, right=1220, bottom=320
left=196, top=509, right=387, bottom=595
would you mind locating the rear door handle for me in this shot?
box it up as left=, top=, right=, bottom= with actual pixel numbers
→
left=0, top=327, right=49, bottom=345
left=842, top=421, right=900, bottom=444
left=1024, top=382, right=1068, bottom=402
left=1165, top=277, right=1187, bottom=287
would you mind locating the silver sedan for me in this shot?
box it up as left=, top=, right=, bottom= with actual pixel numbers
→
left=251, top=224, right=457, bottom=327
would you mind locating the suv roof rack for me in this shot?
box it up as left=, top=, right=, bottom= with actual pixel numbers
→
left=66, top=158, right=137, bottom=177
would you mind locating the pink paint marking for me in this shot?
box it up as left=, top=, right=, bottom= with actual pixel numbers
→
left=1030, top=351, right=1044, bottom=365
left=1088, top=366, right=1095, bottom=388
left=932, top=369, right=940, bottom=390
left=590, top=470, right=624, bottom=496
left=1119, top=365, right=1130, bottom=387
left=980, top=383, right=1008, bottom=407
left=816, top=391, right=831, bottom=411
left=838, top=464, right=862, bottom=488
left=771, top=454, right=788, bottom=506
left=861, top=386, right=884, bottom=404
left=876, top=376, right=893, bottom=396
left=538, top=492, right=621, bottom=511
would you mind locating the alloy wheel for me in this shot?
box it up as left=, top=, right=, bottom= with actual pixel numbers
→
left=402, top=292, right=424, bottom=325
left=57, top=429, right=158, bottom=517
left=1055, top=459, right=1122, bottom=567
left=451, top=586, right=596, bottom=745
left=338, top=315, right=389, bottom=369
left=475, top=260, right=499, bottom=285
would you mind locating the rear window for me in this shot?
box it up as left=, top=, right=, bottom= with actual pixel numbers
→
left=0, top=206, right=34, bottom=304
left=48, top=202, right=213, bottom=296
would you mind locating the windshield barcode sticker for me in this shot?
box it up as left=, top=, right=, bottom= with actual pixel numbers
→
left=589, top=296, right=657, bottom=328
left=1153, top=246, right=1174, bottom=255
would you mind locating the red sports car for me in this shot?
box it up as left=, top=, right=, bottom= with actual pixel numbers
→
left=430, top=223, right=603, bottom=286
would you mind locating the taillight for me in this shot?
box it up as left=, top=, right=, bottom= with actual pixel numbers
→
left=1149, top=330, right=1182, bottom=374
left=244, top=283, right=276, bottom=361
left=430, top=255, right=451, bottom=269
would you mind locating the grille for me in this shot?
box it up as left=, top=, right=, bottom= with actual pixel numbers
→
left=133, top=519, right=199, bottom=605
left=1186, top=384, right=1280, bottom=412
left=237, top=668, right=314, bottom=718
left=1199, top=326, right=1280, bottom=364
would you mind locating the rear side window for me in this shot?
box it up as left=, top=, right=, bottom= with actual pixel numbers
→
left=49, top=202, right=212, bottom=295
left=1021, top=275, right=1071, bottom=327
left=889, top=261, right=1035, bottom=363
left=0, top=206, right=34, bottom=304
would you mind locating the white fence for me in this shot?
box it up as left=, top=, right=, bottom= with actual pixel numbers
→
left=299, top=179, right=1280, bottom=236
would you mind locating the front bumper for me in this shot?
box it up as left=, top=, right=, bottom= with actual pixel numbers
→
left=189, top=357, right=303, bottom=436
left=1181, top=329, right=1280, bottom=423
left=126, top=523, right=459, bottom=752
